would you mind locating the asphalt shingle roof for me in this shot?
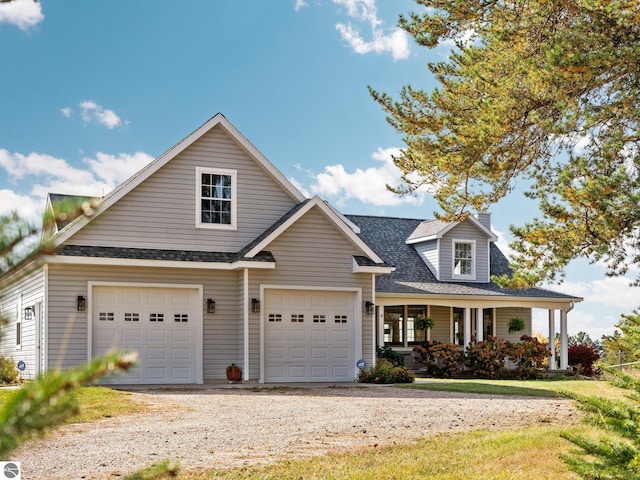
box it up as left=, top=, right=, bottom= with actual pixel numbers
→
left=345, top=214, right=577, bottom=300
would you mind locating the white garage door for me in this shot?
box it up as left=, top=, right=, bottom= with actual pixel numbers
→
left=264, top=289, right=356, bottom=382
left=92, top=285, right=201, bottom=384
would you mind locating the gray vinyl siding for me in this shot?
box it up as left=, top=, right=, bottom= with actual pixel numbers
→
left=439, top=222, right=490, bottom=283
left=0, top=268, right=45, bottom=380
left=414, top=239, right=439, bottom=278
left=429, top=305, right=451, bottom=343
left=496, top=307, right=532, bottom=341
left=67, top=126, right=298, bottom=252
left=250, top=206, right=374, bottom=378
left=46, top=264, right=243, bottom=380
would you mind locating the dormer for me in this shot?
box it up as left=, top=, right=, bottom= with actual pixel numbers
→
left=406, top=213, right=498, bottom=283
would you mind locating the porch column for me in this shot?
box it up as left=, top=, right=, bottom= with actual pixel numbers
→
left=377, top=306, right=385, bottom=348
left=559, top=309, right=568, bottom=370
left=464, top=307, right=472, bottom=346
left=475, top=308, right=483, bottom=342
left=548, top=310, right=556, bottom=370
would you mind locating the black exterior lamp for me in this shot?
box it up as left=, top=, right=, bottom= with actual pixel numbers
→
left=364, top=301, right=375, bottom=315
left=77, top=295, right=86, bottom=312
left=206, top=298, right=216, bottom=314
left=251, top=298, right=260, bottom=313
left=23, top=306, right=35, bottom=320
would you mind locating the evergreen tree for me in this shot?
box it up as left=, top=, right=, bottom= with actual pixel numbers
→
left=370, top=0, right=640, bottom=287
left=561, top=314, right=640, bottom=478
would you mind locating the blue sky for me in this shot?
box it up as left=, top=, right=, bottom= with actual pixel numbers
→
left=1, top=0, right=636, bottom=341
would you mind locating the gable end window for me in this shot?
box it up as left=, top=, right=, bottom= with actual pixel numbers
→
left=452, top=240, right=476, bottom=280
left=196, top=167, right=237, bottom=230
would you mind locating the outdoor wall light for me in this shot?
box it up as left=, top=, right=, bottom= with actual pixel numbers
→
left=206, top=298, right=216, bottom=314
left=77, top=295, right=86, bottom=312
left=23, top=306, right=35, bottom=320
left=251, top=298, right=260, bottom=313
left=364, top=301, right=375, bottom=316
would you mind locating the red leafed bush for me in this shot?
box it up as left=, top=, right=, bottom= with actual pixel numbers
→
left=568, top=343, right=600, bottom=376
left=413, top=341, right=463, bottom=378
left=465, top=336, right=509, bottom=379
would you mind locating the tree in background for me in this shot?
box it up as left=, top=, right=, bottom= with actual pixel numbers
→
left=370, top=0, right=640, bottom=288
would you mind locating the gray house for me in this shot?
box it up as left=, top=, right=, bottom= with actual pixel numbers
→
left=0, top=114, right=581, bottom=384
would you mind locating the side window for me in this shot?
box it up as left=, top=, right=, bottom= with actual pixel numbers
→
left=196, top=167, right=237, bottom=230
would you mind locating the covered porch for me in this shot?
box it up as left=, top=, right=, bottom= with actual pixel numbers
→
left=375, top=295, right=579, bottom=371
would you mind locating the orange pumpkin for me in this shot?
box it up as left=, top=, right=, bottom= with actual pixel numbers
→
left=226, top=363, right=242, bottom=381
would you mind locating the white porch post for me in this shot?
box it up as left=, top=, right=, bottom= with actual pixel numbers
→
left=548, top=309, right=556, bottom=370
left=560, top=309, right=568, bottom=370
left=464, top=307, right=472, bottom=346
left=475, top=308, right=483, bottom=342
left=378, top=307, right=385, bottom=348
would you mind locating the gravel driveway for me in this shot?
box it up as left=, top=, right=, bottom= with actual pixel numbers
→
left=13, top=384, right=578, bottom=479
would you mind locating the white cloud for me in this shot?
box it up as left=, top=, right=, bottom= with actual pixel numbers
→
left=0, top=0, right=44, bottom=30
left=84, top=151, right=154, bottom=186
left=0, top=189, right=42, bottom=220
left=60, top=107, right=72, bottom=118
left=307, top=146, right=430, bottom=207
left=79, top=100, right=124, bottom=129
left=332, top=0, right=409, bottom=60
left=0, top=148, right=153, bottom=223
left=561, top=276, right=639, bottom=311
left=294, top=0, right=308, bottom=11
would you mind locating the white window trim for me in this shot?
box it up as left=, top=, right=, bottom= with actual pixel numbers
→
left=195, top=166, right=237, bottom=230
left=452, top=239, right=476, bottom=280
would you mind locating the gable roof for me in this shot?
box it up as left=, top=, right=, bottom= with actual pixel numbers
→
left=45, top=193, right=100, bottom=232
left=346, top=214, right=581, bottom=302
left=51, top=113, right=306, bottom=247
left=406, top=216, right=498, bottom=244
left=243, top=196, right=388, bottom=267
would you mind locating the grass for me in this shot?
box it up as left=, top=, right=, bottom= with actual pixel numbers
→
left=0, top=385, right=149, bottom=423
left=182, top=425, right=593, bottom=479
left=179, top=377, right=623, bottom=479
left=400, top=376, right=626, bottom=400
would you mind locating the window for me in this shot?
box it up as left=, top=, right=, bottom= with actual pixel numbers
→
left=174, top=314, right=189, bottom=323
left=196, top=167, right=237, bottom=230
left=407, top=305, right=428, bottom=345
left=482, top=308, right=494, bottom=338
left=291, top=314, right=304, bottom=323
left=383, top=306, right=404, bottom=346
left=453, top=240, right=475, bottom=279
left=453, top=307, right=464, bottom=345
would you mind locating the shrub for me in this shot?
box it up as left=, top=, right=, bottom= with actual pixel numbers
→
left=464, top=336, right=509, bottom=379
left=413, top=341, right=463, bottom=377
left=0, top=356, right=19, bottom=385
left=376, top=345, right=405, bottom=366
left=568, top=343, right=600, bottom=376
left=508, top=335, right=551, bottom=379
left=357, top=358, right=415, bottom=384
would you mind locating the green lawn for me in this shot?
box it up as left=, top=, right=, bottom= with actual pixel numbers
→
left=400, top=376, right=626, bottom=400
left=0, top=385, right=149, bottom=423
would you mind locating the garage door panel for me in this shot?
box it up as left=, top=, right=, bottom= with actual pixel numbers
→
left=171, top=347, right=191, bottom=360
left=264, top=289, right=356, bottom=382
left=311, top=366, right=328, bottom=378
left=92, top=286, right=199, bottom=384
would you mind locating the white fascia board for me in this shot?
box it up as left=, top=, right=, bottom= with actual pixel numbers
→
left=406, top=234, right=437, bottom=245
left=245, top=196, right=385, bottom=264
left=52, top=113, right=306, bottom=247
left=41, top=255, right=275, bottom=270
left=352, top=258, right=395, bottom=274
left=376, top=292, right=583, bottom=309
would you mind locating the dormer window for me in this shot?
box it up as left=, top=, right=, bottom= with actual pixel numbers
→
left=452, top=239, right=475, bottom=280
left=196, top=167, right=237, bottom=230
